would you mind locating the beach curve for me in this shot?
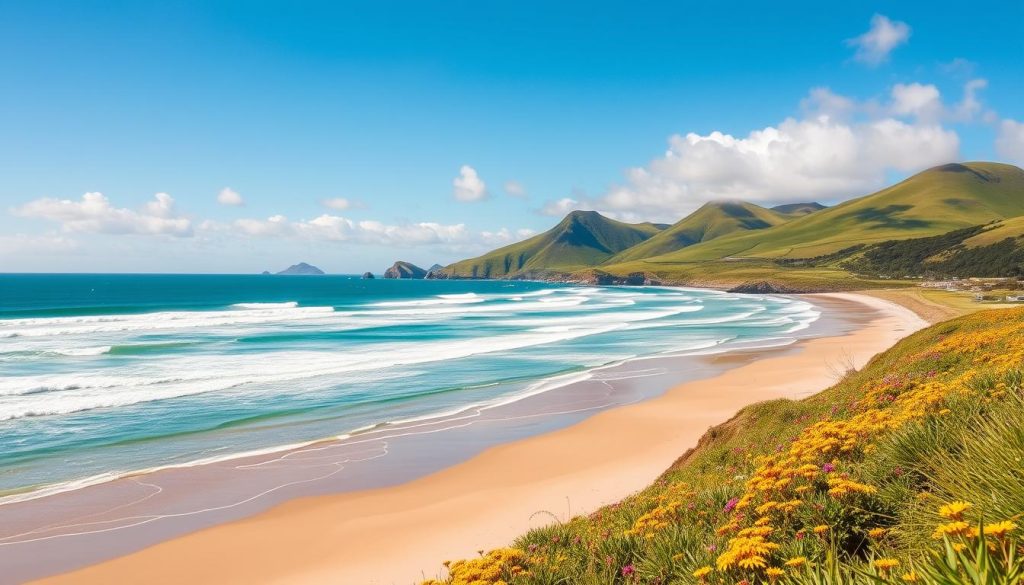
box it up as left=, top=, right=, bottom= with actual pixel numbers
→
left=30, top=292, right=929, bottom=585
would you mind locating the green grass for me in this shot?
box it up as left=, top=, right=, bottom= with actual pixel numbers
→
left=438, top=162, right=1024, bottom=290
left=962, top=217, right=1024, bottom=248
left=442, top=210, right=664, bottom=278
left=609, top=202, right=794, bottom=264
left=590, top=259, right=896, bottom=292
left=426, top=308, right=1024, bottom=585
left=604, top=162, right=1024, bottom=265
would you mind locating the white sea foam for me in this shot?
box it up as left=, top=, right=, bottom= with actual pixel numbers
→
left=51, top=346, right=112, bottom=357
left=0, top=285, right=829, bottom=507
left=229, top=301, right=299, bottom=309
left=0, top=320, right=631, bottom=420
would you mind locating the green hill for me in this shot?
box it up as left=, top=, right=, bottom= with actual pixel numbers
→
left=608, top=201, right=792, bottom=263
left=625, top=162, right=1024, bottom=265
left=439, top=210, right=663, bottom=278
left=771, top=201, right=827, bottom=216
left=838, top=219, right=1024, bottom=279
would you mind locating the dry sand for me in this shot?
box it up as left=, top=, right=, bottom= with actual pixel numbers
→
left=34, top=293, right=929, bottom=585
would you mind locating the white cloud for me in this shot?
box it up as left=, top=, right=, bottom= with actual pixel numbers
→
left=940, top=58, right=977, bottom=77
left=951, top=79, right=989, bottom=122
left=847, top=14, right=911, bottom=66
left=322, top=197, right=353, bottom=210
left=14, top=192, right=193, bottom=237
left=504, top=180, right=527, bottom=197
left=594, top=117, right=957, bottom=220
left=996, top=119, right=1024, bottom=166
left=541, top=84, right=967, bottom=221
left=453, top=165, right=488, bottom=202
left=223, top=212, right=533, bottom=252
left=890, top=83, right=942, bottom=120
left=540, top=198, right=582, bottom=217
left=0, top=233, right=78, bottom=255
left=217, top=187, right=244, bottom=206
left=480, top=227, right=537, bottom=245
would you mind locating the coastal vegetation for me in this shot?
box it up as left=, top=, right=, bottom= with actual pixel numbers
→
left=422, top=307, right=1024, bottom=584
left=443, top=210, right=665, bottom=278
left=436, top=162, right=1024, bottom=290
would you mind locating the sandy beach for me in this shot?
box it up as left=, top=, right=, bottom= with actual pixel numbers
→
left=31, top=292, right=929, bottom=585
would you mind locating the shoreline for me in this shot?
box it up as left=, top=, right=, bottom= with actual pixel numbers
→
left=30, top=292, right=929, bottom=585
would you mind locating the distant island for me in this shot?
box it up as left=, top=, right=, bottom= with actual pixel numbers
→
left=383, top=261, right=427, bottom=279
left=273, top=262, right=325, bottom=275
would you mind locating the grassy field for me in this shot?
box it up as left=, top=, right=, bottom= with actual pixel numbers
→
left=444, top=211, right=664, bottom=278
left=423, top=307, right=1024, bottom=584
left=611, top=162, right=1024, bottom=265
left=438, top=163, right=1024, bottom=290
left=609, top=202, right=792, bottom=264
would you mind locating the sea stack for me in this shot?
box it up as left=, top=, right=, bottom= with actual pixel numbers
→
left=383, top=261, right=427, bottom=279
left=361, top=271, right=375, bottom=279
left=275, top=262, right=325, bottom=275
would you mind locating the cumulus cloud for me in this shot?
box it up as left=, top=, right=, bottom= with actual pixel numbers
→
left=503, top=180, right=527, bottom=197
left=890, top=83, right=942, bottom=120
left=540, top=83, right=972, bottom=221
left=217, top=187, right=244, bottom=206
left=996, top=119, right=1024, bottom=166
left=453, top=165, right=488, bottom=202
left=480, top=227, right=537, bottom=245
left=0, top=233, right=78, bottom=255
left=224, top=212, right=533, bottom=251
left=540, top=198, right=582, bottom=217
left=14, top=192, right=193, bottom=237
left=951, top=79, right=990, bottom=122
left=847, top=14, right=911, bottom=66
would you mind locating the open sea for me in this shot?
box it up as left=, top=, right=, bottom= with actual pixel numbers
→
left=0, top=274, right=821, bottom=502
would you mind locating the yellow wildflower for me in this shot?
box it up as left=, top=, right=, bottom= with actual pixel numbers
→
left=813, top=524, right=829, bottom=535
left=692, top=566, right=712, bottom=578
left=785, top=556, right=808, bottom=568
left=984, top=520, right=1017, bottom=538
left=874, top=558, right=900, bottom=571
left=938, top=501, right=971, bottom=520
left=868, top=527, right=886, bottom=538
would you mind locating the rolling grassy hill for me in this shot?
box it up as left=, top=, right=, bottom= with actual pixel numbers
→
left=771, top=201, right=827, bottom=216
left=438, top=161, right=1024, bottom=289
left=619, top=162, right=1024, bottom=265
left=439, top=210, right=664, bottom=278
left=608, top=201, right=794, bottom=264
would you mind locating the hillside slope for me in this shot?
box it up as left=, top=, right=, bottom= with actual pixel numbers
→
left=425, top=307, right=1024, bottom=585
left=771, top=202, right=827, bottom=216
left=608, top=201, right=792, bottom=263
left=621, top=162, right=1024, bottom=264
left=440, top=210, right=663, bottom=278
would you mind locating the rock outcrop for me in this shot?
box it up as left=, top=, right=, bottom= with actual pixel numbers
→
left=361, top=271, right=375, bottom=279
left=383, top=261, right=427, bottom=279
left=275, top=262, right=325, bottom=275
left=727, top=281, right=798, bottom=294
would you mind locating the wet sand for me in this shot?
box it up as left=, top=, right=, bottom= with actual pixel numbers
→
left=25, top=292, right=928, bottom=585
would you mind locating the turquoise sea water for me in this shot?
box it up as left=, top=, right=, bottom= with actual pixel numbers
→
left=0, top=274, right=820, bottom=499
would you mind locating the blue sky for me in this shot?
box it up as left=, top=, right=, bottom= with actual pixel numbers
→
left=1, top=1, right=1022, bottom=273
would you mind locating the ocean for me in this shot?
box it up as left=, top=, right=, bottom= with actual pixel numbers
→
left=0, top=274, right=821, bottom=501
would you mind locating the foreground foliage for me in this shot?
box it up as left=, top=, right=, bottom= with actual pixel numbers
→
left=423, top=308, right=1024, bottom=584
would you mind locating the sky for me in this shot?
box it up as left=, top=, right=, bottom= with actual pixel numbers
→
left=1, top=0, right=1022, bottom=274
